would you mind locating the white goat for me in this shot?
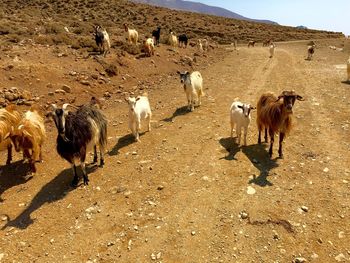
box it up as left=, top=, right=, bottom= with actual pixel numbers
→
left=124, top=23, right=138, bottom=45
left=177, top=71, right=204, bottom=111
left=197, top=39, right=203, bottom=52
left=347, top=56, right=350, bottom=82
left=126, top=93, right=152, bottom=142
left=201, top=38, right=209, bottom=51
left=230, top=100, right=254, bottom=146
left=169, top=31, right=178, bottom=51
left=144, top=37, right=155, bottom=57
left=269, top=42, right=275, bottom=58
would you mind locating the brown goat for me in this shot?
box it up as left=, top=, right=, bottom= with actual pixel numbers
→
left=0, top=104, right=21, bottom=164
left=9, top=105, right=45, bottom=173
left=257, top=91, right=304, bottom=158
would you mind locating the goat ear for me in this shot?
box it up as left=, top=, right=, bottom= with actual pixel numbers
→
left=296, top=95, right=304, bottom=101
left=3, top=132, right=10, bottom=140
left=250, top=106, right=256, bottom=110
left=176, top=70, right=181, bottom=75
left=237, top=105, right=243, bottom=110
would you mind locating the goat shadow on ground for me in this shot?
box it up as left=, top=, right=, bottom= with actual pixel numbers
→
left=219, top=137, right=241, bottom=161
left=0, top=160, right=32, bottom=202
left=1, top=165, right=97, bottom=230
left=109, top=133, right=146, bottom=156
left=241, top=143, right=279, bottom=187
left=341, top=80, right=350, bottom=85
left=162, top=106, right=190, bottom=123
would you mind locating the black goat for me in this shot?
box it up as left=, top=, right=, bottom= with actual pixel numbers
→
left=152, top=27, right=161, bottom=46
left=178, top=34, right=188, bottom=48
left=50, top=100, right=107, bottom=187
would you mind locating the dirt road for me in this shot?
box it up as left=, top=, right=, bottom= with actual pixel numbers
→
left=1, top=40, right=350, bottom=262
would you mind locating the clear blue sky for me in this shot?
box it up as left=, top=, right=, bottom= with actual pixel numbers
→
left=195, top=0, right=349, bottom=36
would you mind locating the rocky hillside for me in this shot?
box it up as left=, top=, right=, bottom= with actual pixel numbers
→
left=0, top=0, right=343, bottom=48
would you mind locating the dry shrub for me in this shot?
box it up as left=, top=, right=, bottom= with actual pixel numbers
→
left=45, top=22, right=64, bottom=34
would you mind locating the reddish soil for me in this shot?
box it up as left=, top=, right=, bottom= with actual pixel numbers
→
left=0, top=33, right=350, bottom=262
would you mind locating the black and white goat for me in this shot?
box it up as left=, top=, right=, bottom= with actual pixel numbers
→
left=50, top=100, right=107, bottom=186
left=94, top=25, right=110, bottom=57
left=152, top=27, right=161, bottom=46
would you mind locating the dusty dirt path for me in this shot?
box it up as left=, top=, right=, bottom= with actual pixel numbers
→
left=1, top=42, right=350, bottom=262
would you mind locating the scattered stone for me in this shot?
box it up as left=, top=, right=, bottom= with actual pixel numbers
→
left=338, top=231, right=345, bottom=239
left=323, top=167, right=329, bottom=173
left=151, top=253, right=156, bottom=260
left=191, top=231, right=196, bottom=236
left=239, top=211, right=249, bottom=219
left=311, top=253, right=319, bottom=259
left=80, top=80, right=91, bottom=86
left=62, top=85, right=72, bottom=93
left=0, top=253, right=4, bottom=261
left=55, top=89, right=66, bottom=94
left=157, top=185, right=164, bottom=190
left=127, top=239, right=132, bottom=250
left=335, top=253, right=346, bottom=262
left=48, top=92, right=54, bottom=96
left=156, top=252, right=162, bottom=259
left=294, top=257, right=307, bottom=263
left=301, top=206, right=309, bottom=212
left=247, top=186, right=256, bottom=195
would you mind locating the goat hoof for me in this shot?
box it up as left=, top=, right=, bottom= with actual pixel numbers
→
left=71, top=180, right=78, bottom=188
left=6, top=160, right=11, bottom=165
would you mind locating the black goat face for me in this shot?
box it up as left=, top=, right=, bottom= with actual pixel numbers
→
left=177, top=71, right=190, bottom=84
left=283, top=96, right=296, bottom=112
left=277, top=91, right=304, bottom=113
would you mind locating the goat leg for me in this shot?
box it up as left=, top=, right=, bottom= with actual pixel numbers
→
left=93, top=146, right=98, bottom=164
left=258, top=129, right=261, bottom=144
left=6, top=144, right=12, bottom=165
left=264, top=128, right=268, bottom=142
left=71, top=165, right=79, bottom=187
left=99, top=149, right=105, bottom=167
left=278, top=132, right=285, bottom=158
left=268, top=129, right=274, bottom=157
left=81, top=163, right=89, bottom=185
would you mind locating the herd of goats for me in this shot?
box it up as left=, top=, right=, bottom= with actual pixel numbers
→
left=0, top=24, right=349, bottom=188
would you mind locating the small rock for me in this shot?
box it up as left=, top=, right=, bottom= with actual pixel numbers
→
left=335, top=253, right=346, bottom=262
left=294, top=257, right=307, bottom=263
left=0, top=253, right=4, bottom=261
left=55, top=89, right=66, bottom=94
left=191, top=231, right=196, bottom=236
left=62, top=85, right=72, bottom=93
left=151, top=253, right=156, bottom=260
left=338, top=231, right=345, bottom=239
left=157, top=185, right=164, bottom=190
left=301, top=206, right=309, bottom=212
left=239, top=211, right=248, bottom=219
left=247, top=186, right=256, bottom=195
left=323, top=167, right=329, bottom=173
left=156, top=252, right=162, bottom=259
left=48, top=92, right=54, bottom=96
left=80, top=80, right=90, bottom=86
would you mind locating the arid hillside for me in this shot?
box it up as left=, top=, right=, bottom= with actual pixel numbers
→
left=0, top=0, right=344, bottom=49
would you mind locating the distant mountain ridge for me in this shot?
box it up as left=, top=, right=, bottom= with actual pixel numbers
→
left=131, top=0, right=278, bottom=25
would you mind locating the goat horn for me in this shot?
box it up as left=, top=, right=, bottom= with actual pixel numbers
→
left=297, top=95, right=305, bottom=101
left=62, top=103, right=70, bottom=110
